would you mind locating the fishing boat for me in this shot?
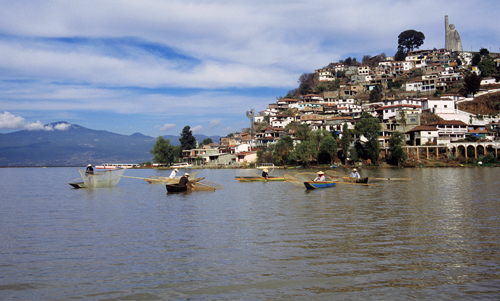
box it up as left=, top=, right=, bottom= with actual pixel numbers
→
left=166, top=183, right=188, bottom=192
left=234, top=176, right=286, bottom=182
left=73, top=168, right=125, bottom=188
left=69, top=182, right=86, bottom=189
left=303, top=181, right=337, bottom=189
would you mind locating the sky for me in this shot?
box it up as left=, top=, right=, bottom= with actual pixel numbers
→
left=1, top=0, right=499, bottom=137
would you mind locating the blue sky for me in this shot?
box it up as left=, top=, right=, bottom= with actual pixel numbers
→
left=1, top=0, right=499, bottom=137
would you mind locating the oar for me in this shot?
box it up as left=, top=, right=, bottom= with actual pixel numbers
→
left=335, top=181, right=380, bottom=187
left=369, top=177, right=412, bottom=181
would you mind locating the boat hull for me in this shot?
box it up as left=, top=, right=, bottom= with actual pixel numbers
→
left=166, top=184, right=188, bottom=192
left=304, top=181, right=337, bottom=189
left=234, top=176, right=286, bottom=182
left=69, top=182, right=85, bottom=189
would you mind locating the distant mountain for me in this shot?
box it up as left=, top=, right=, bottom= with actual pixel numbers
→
left=0, top=122, right=220, bottom=167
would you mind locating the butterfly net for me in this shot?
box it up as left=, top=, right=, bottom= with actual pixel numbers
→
left=78, top=168, right=125, bottom=188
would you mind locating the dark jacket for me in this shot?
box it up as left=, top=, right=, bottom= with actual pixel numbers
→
left=178, top=176, right=189, bottom=187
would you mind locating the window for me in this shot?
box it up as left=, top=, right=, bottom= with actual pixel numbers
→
left=444, top=105, right=447, bottom=108
left=434, top=105, right=438, bottom=108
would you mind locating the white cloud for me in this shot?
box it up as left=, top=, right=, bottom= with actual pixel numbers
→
left=54, top=123, right=71, bottom=130
left=207, top=119, right=221, bottom=130
left=0, top=111, right=26, bottom=129
left=191, top=125, right=203, bottom=133
left=159, top=123, right=176, bottom=132
left=25, top=121, right=53, bottom=131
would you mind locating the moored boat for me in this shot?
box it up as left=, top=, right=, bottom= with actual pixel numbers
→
left=304, top=181, right=337, bottom=189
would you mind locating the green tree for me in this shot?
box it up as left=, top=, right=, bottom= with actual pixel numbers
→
left=394, top=48, right=407, bottom=61
left=296, top=123, right=311, bottom=141
left=397, top=29, right=425, bottom=53
left=355, top=112, right=381, bottom=162
left=291, top=140, right=316, bottom=167
left=179, top=126, right=197, bottom=150
left=472, top=53, right=481, bottom=66
left=369, top=85, right=383, bottom=103
left=272, top=136, right=294, bottom=166
left=202, top=138, right=213, bottom=145
left=463, top=73, right=482, bottom=96
left=479, top=47, right=490, bottom=57
left=478, top=59, right=496, bottom=77
left=340, top=123, right=351, bottom=163
left=388, top=131, right=407, bottom=166
left=319, top=135, right=338, bottom=164
left=150, top=136, right=176, bottom=164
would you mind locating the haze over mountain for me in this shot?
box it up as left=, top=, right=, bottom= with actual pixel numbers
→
left=0, top=122, right=220, bottom=167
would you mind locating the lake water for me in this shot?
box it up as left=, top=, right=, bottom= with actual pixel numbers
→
left=1, top=167, right=500, bottom=300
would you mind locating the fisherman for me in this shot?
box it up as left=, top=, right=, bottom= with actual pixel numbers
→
left=86, top=164, right=94, bottom=174
left=350, top=168, right=361, bottom=180
left=261, top=168, right=269, bottom=179
left=169, top=168, right=178, bottom=179
left=178, top=173, right=190, bottom=187
left=313, top=171, right=326, bottom=182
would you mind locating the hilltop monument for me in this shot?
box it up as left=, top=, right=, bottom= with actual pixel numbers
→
left=445, top=15, right=463, bottom=52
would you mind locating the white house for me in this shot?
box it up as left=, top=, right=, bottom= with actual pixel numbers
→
left=421, top=97, right=455, bottom=114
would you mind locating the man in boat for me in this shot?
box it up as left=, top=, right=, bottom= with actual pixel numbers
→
left=350, top=168, right=360, bottom=180
left=313, top=171, right=326, bottom=182
left=86, top=164, right=94, bottom=174
left=169, top=169, right=178, bottom=179
left=261, top=168, right=269, bottom=179
left=178, top=173, right=190, bottom=187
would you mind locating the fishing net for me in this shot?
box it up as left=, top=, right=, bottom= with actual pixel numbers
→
left=188, top=181, right=223, bottom=191
left=283, top=172, right=319, bottom=186
left=148, top=171, right=201, bottom=184
left=78, top=168, right=125, bottom=188
left=238, top=170, right=265, bottom=178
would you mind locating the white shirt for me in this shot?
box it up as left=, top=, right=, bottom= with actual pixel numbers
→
left=314, top=175, right=326, bottom=182
left=169, top=170, right=177, bottom=179
left=350, top=171, right=360, bottom=179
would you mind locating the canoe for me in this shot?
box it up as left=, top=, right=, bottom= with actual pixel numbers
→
left=234, top=176, right=286, bottom=182
left=343, top=177, right=369, bottom=184
left=69, top=182, right=85, bottom=189
left=304, top=181, right=337, bottom=189
left=144, top=177, right=204, bottom=184
left=166, top=184, right=188, bottom=192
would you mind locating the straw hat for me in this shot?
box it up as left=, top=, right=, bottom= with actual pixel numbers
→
left=184, top=173, right=190, bottom=176
left=263, top=169, right=268, bottom=172
left=87, top=164, right=91, bottom=167
left=317, top=171, right=324, bottom=174
left=174, top=169, right=178, bottom=172
left=353, top=168, right=357, bottom=172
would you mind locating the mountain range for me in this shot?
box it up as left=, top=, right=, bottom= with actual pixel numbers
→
left=0, top=122, right=220, bottom=167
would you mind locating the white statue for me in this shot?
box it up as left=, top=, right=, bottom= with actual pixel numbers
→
left=445, top=15, right=463, bottom=52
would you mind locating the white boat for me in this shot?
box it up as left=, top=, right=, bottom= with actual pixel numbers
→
left=256, top=163, right=275, bottom=169
left=95, top=163, right=140, bottom=169
left=76, top=168, right=125, bottom=188
left=170, top=162, right=193, bottom=169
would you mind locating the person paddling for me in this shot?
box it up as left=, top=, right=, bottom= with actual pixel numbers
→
left=313, top=171, right=326, bottom=182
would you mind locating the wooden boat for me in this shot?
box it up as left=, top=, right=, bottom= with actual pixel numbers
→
left=234, top=176, right=286, bottom=182
left=144, top=176, right=204, bottom=184
left=69, top=182, right=85, bottom=189
left=304, top=181, right=337, bottom=189
left=357, top=177, right=369, bottom=183
left=166, top=183, right=188, bottom=192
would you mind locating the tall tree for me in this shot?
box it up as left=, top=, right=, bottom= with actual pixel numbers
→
left=369, top=85, right=383, bottom=103
left=319, top=135, right=338, bottom=164
left=296, top=123, right=311, bottom=141
left=355, top=112, right=381, bottom=163
left=463, top=73, right=481, bottom=96
left=397, top=29, right=425, bottom=53
left=291, top=140, right=316, bottom=167
left=272, top=136, right=294, bottom=166
left=478, top=59, right=496, bottom=77
left=150, top=136, right=176, bottom=164
left=201, top=138, right=213, bottom=145
left=388, top=131, right=407, bottom=166
left=179, top=126, right=197, bottom=150
left=340, top=123, right=351, bottom=163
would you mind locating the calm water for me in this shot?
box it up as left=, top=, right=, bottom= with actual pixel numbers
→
left=1, top=167, right=500, bottom=300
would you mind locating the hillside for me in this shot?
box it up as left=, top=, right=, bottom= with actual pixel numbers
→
left=458, top=90, right=500, bottom=116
